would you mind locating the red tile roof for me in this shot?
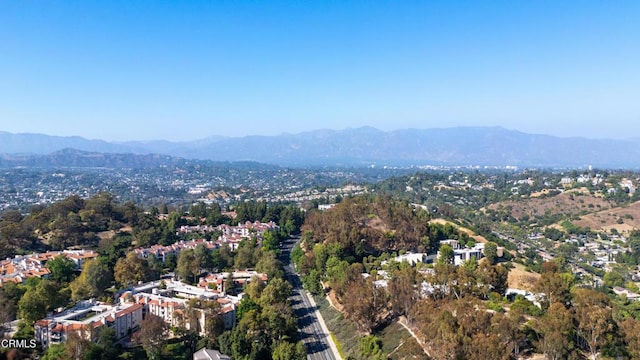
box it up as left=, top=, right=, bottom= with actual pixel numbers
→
left=116, top=304, right=143, bottom=317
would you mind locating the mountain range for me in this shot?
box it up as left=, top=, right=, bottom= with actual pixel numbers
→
left=1, top=127, right=639, bottom=168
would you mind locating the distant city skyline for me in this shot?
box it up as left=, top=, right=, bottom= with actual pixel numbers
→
left=1, top=1, right=638, bottom=141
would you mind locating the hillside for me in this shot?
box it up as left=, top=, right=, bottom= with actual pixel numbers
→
left=429, top=218, right=488, bottom=243
left=301, top=196, right=441, bottom=256
left=508, top=263, right=540, bottom=292
left=487, top=191, right=614, bottom=223
left=572, top=200, right=640, bottom=234
left=485, top=188, right=640, bottom=234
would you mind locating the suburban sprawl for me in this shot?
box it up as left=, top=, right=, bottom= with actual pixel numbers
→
left=3, top=165, right=640, bottom=360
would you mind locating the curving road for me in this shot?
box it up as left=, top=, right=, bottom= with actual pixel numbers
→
left=279, top=237, right=340, bottom=360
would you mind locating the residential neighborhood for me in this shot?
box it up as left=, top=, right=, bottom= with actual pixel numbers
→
left=34, top=271, right=268, bottom=350
left=0, top=250, right=98, bottom=287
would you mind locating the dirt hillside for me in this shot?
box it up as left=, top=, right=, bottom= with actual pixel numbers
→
left=488, top=191, right=612, bottom=221
left=508, top=263, right=540, bottom=292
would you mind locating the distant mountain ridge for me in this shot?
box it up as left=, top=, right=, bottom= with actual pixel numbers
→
left=1, top=127, right=639, bottom=168
left=0, top=148, right=276, bottom=169
left=0, top=148, right=193, bottom=169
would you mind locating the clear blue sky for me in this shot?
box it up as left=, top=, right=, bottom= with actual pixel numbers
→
left=0, top=1, right=638, bottom=141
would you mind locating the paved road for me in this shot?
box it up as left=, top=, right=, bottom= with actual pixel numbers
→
left=279, top=237, right=340, bottom=360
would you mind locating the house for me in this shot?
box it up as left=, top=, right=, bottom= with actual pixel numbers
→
left=560, top=177, right=573, bottom=186
left=612, top=286, right=640, bottom=300
left=318, top=204, right=336, bottom=211
left=1, top=250, right=98, bottom=287
left=198, top=270, right=268, bottom=295
left=453, top=244, right=485, bottom=266
left=35, top=300, right=143, bottom=349
left=620, top=179, right=636, bottom=194
left=193, top=348, right=231, bottom=360
left=133, top=239, right=218, bottom=263
left=506, top=288, right=542, bottom=308
left=440, top=239, right=461, bottom=249
left=64, top=250, right=100, bottom=269
left=111, top=304, right=143, bottom=339
left=436, top=241, right=487, bottom=266
left=381, top=252, right=434, bottom=267
left=120, top=279, right=242, bottom=335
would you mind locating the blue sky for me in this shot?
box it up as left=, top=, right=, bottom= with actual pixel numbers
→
left=0, top=1, right=638, bottom=141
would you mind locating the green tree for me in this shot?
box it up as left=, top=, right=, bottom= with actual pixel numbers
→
left=41, top=343, right=67, bottom=360
left=572, top=288, right=612, bottom=360
left=260, top=278, right=292, bottom=307
left=603, top=271, right=625, bottom=288
left=483, top=242, right=498, bottom=265
left=302, top=269, right=323, bottom=295
left=165, top=252, right=177, bottom=271
left=236, top=297, right=259, bottom=322
left=70, top=258, right=113, bottom=301
left=18, top=280, right=68, bottom=323
left=477, top=262, right=509, bottom=298
left=544, top=227, right=565, bottom=241
left=388, top=266, right=418, bottom=319
left=176, top=249, right=200, bottom=284
left=291, top=244, right=305, bottom=269
left=359, top=335, right=385, bottom=360
left=18, top=287, right=48, bottom=323
left=95, top=326, right=119, bottom=360
left=438, top=244, right=454, bottom=265
left=160, top=203, right=169, bottom=214
left=0, top=282, right=21, bottom=330
left=271, top=341, right=300, bottom=360
left=535, top=302, right=574, bottom=360
left=325, top=255, right=348, bottom=285
left=234, top=238, right=259, bottom=270
left=98, top=232, right=132, bottom=268
left=218, top=245, right=234, bottom=270
left=261, top=231, right=280, bottom=253
left=13, top=320, right=35, bottom=339
left=46, top=255, right=77, bottom=283
left=535, top=270, right=573, bottom=309
left=264, top=302, right=298, bottom=344
left=194, top=244, right=214, bottom=272
left=256, top=251, right=284, bottom=280
left=0, top=296, right=15, bottom=337
left=114, top=252, right=155, bottom=288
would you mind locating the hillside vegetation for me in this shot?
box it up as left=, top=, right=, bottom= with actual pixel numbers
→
left=487, top=190, right=613, bottom=224
left=294, top=177, right=640, bottom=359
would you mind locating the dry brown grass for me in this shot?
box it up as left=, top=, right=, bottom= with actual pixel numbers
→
left=572, top=200, right=640, bottom=234
left=488, top=191, right=612, bottom=221
left=491, top=187, right=640, bottom=234
left=327, top=289, right=344, bottom=312
left=97, top=230, right=116, bottom=240
left=508, top=263, right=540, bottom=291
left=429, top=218, right=487, bottom=243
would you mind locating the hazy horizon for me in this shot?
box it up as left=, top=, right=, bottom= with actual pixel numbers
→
left=1, top=1, right=638, bottom=141
left=2, top=124, right=639, bottom=144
